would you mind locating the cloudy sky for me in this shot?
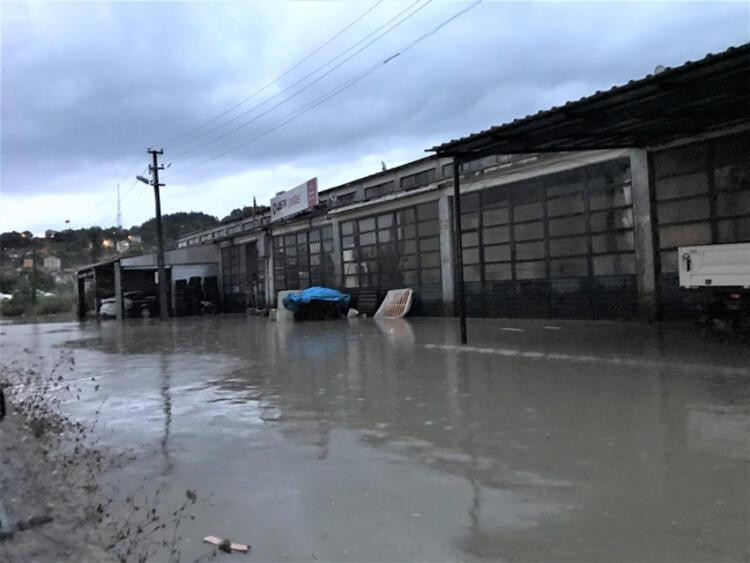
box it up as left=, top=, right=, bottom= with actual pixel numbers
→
left=1, top=1, right=748, bottom=234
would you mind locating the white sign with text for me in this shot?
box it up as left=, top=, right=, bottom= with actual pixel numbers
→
left=270, top=178, right=318, bottom=222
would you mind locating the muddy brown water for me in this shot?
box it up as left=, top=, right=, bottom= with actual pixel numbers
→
left=1, top=317, right=749, bottom=561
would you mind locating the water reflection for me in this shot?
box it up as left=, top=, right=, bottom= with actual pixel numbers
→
left=6, top=316, right=747, bottom=561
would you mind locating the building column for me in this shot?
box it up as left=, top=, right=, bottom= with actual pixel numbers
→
left=77, top=275, right=86, bottom=320
left=438, top=192, right=455, bottom=316
left=330, top=217, right=343, bottom=287
left=630, top=149, right=657, bottom=322
left=114, top=260, right=123, bottom=322
left=265, top=234, right=275, bottom=308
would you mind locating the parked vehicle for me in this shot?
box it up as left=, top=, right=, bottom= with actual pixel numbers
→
left=99, top=291, right=159, bottom=319
left=679, top=243, right=750, bottom=332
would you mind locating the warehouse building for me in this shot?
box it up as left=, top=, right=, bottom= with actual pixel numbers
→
left=174, top=44, right=748, bottom=322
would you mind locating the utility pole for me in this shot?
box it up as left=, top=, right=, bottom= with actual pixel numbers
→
left=116, top=183, right=122, bottom=230
left=149, top=148, right=169, bottom=321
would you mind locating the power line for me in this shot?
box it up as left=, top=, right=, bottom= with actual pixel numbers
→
left=94, top=2, right=384, bottom=229
left=169, top=0, right=429, bottom=161
left=173, top=0, right=483, bottom=177
left=162, top=0, right=385, bottom=148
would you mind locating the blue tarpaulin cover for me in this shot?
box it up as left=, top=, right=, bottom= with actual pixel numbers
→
left=282, top=287, right=351, bottom=312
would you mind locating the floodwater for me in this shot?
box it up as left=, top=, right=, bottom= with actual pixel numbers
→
left=1, top=316, right=749, bottom=562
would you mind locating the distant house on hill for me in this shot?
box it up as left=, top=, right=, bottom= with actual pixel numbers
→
left=44, top=255, right=62, bottom=272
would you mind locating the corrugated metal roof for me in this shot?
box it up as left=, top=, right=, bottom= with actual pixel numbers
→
left=429, top=42, right=750, bottom=156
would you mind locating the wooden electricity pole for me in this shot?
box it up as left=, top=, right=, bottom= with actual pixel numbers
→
left=149, top=148, right=169, bottom=321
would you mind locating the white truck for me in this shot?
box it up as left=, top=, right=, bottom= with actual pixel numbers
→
left=679, top=242, right=750, bottom=332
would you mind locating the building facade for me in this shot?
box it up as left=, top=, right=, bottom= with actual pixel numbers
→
left=175, top=44, right=748, bottom=322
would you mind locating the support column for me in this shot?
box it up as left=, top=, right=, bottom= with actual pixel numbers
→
left=265, top=233, right=275, bottom=308
left=630, top=149, right=657, bottom=322
left=438, top=192, right=455, bottom=316
left=77, top=276, right=86, bottom=320
left=114, top=260, right=123, bottom=322
left=330, top=217, right=343, bottom=287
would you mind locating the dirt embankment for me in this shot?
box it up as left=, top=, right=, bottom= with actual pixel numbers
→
left=0, top=351, right=114, bottom=562
left=0, top=350, right=211, bottom=563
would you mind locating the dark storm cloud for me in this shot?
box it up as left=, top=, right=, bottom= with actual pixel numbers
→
left=1, top=1, right=748, bottom=231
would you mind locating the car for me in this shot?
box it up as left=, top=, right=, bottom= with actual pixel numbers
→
left=98, top=291, right=159, bottom=319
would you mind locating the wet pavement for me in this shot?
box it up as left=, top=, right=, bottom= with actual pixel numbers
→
left=1, top=316, right=749, bottom=561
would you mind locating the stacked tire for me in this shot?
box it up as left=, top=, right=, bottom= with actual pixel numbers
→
left=174, top=279, right=188, bottom=317
left=203, top=276, right=219, bottom=314
left=187, top=277, right=203, bottom=315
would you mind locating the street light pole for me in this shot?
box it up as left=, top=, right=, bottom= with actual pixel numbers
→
left=148, top=148, right=169, bottom=321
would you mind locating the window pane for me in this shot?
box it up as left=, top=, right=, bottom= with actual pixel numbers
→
left=398, top=208, right=416, bottom=224
left=400, top=255, right=418, bottom=269
left=483, top=186, right=511, bottom=206
left=377, top=214, right=394, bottom=228
left=548, top=215, right=586, bottom=237
left=345, top=275, right=358, bottom=288
left=590, top=208, right=633, bottom=232
left=549, top=236, right=588, bottom=257
left=550, top=257, right=589, bottom=278
left=589, top=186, right=632, bottom=210
left=401, top=270, right=418, bottom=285
left=379, top=242, right=397, bottom=257
left=420, top=237, right=440, bottom=252
left=460, top=193, right=479, bottom=212
left=591, top=232, right=634, bottom=254
left=483, top=207, right=509, bottom=226
left=515, top=260, right=545, bottom=279
left=593, top=254, right=636, bottom=276
left=718, top=217, right=750, bottom=243
left=417, top=202, right=439, bottom=221
left=515, top=241, right=545, bottom=260
left=418, top=220, right=440, bottom=237
left=485, top=262, right=512, bottom=281
left=378, top=229, right=393, bottom=243
left=514, top=221, right=543, bottom=241
left=462, top=232, right=478, bottom=248
left=653, top=144, right=707, bottom=179
left=322, top=226, right=334, bottom=240
left=360, top=232, right=376, bottom=245
left=342, top=235, right=355, bottom=249
left=297, top=232, right=308, bottom=244
left=547, top=173, right=583, bottom=197
left=460, top=213, right=479, bottom=230
left=463, top=248, right=480, bottom=265
left=658, top=223, right=712, bottom=248
left=421, top=269, right=441, bottom=284
left=463, top=265, right=481, bottom=282
left=483, top=225, right=510, bottom=244
left=547, top=194, right=584, bottom=217
left=399, top=240, right=417, bottom=255
left=484, top=244, right=510, bottom=262
left=513, top=182, right=544, bottom=202
left=657, top=197, right=710, bottom=224
left=717, top=191, right=750, bottom=218
left=309, top=242, right=321, bottom=254
left=420, top=252, right=441, bottom=268
left=654, top=172, right=709, bottom=200
left=359, top=218, right=376, bottom=232
left=399, top=225, right=417, bottom=239
left=660, top=250, right=679, bottom=273
left=514, top=202, right=543, bottom=222
left=715, top=162, right=750, bottom=192
left=341, top=221, right=354, bottom=236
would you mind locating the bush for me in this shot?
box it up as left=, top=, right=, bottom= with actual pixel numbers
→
left=0, top=293, right=74, bottom=317
left=1, top=296, right=27, bottom=317
left=36, top=295, right=74, bottom=315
